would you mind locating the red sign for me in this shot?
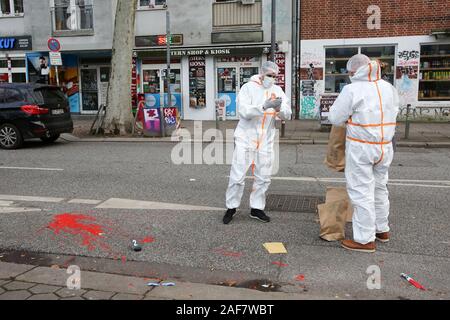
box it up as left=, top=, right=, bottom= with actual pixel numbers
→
left=48, top=38, right=61, bottom=52
left=131, top=56, right=138, bottom=107
left=275, top=52, right=286, bottom=91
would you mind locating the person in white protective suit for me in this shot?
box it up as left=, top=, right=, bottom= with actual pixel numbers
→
left=328, top=54, right=400, bottom=253
left=223, top=61, right=292, bottom=224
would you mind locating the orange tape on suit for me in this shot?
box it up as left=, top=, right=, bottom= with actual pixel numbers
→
left=346, top=61, right=393, bottom=165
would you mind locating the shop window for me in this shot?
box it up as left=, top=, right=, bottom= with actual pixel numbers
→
left=361, top=46, right=395, bottom=84
left=0, top=0, right=24, bottom=16
left=11, top=73, right=26, bottom=83
left=419, top=44, right=450, bottom=101
left=51, top=0, right=94, bottom=33
left=0, top=57, right=26, bottom=83
left=325, top=47, right=358, bottom=93
left=325, top=46, right=395, bottom=93
left=138, top=0, right=167, bottom=10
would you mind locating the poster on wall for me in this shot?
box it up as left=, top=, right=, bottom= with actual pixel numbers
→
left=27, top=53, right=80, bottom=113
left=27, top=53, right=51, bottom=84
left=131, top=55, right=138, bottom=108
left=319, top=94, right=339, bottom=125
left=218, top=93, right=236, bottom=117
left=274, top=52, right=286, bottom=91
left=60, top=54, right=80, bottom=113
left=189, top=55, right=206, bottom=108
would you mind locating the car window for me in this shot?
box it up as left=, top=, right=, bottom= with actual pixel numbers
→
left=4, top=89, right=23, bottom=103
left=0, top=88, right=5, bottom=103
left=33, top=88, right=67, bottom=104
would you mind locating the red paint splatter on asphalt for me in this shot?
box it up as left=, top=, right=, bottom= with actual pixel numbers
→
left=46, top=213, right=105, bottom=251
left=295, top=274, right=305, bottom=281
left=272, top=261, right=288, bottom=267
left=214, top=248, right=243, bottom=258
left=141, top=236, right=155, bottom=244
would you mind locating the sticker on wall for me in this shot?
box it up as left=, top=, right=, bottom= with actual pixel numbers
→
left=145, top=94, right=160, bottom=108
left=218, top=93, right=236, bottom=117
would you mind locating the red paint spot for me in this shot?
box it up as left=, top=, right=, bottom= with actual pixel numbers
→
left=141, top=236, right=155, bottom=244
left=295, top=274, right=305, bottom=281
left=47, top=213, right=104, bottom=251
left=214, top=249, right=242, bottom=258
left=121, top=256, right=127, bottom=263
left=272, top=261, right=288, bottom=267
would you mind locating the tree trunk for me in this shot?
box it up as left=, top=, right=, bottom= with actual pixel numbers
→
left=102, top=0, right=137, bottom=135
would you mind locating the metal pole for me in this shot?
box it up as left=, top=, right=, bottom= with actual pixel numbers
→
left=270, top=0, right=276, bottom=62
left=296, top=0, right=301, bottom=119
left=161, top=9, right=171, bottom=138
left=55, top=66, right=60, bottom=87
left=291, top=0, right=297, bottom=120
left=405, top=104, right=411, bottom=139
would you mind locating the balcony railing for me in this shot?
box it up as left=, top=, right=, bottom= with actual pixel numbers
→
left=51, top=4, right=94, bottom=35
left=213, top=0, right=262, bottom=28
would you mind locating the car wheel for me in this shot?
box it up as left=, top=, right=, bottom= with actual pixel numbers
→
left=40, top=134, right=60, bottom=143
left=0, top=123, right=23, bottom=150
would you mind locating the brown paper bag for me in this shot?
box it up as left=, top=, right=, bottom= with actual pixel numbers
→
left=318, top=200, right=347, bottom=241
left=324, top=125, right=346, bottom=172
left=325, top=187, right=353, bottom=222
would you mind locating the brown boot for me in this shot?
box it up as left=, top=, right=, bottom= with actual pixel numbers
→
left=341, top=240, right=376, bottom=253
left=376, top=232, right=390, bottom=243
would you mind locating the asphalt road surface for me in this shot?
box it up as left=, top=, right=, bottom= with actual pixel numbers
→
left=0, top=139, right=449, bottom=299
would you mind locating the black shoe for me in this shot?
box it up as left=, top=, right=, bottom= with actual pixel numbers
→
left=250, top=209, right=270, bottom=223
left=223, top=209, right=237, bottom=224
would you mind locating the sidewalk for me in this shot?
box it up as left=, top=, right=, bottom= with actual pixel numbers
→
left=0, top=261, right=319, bottom=300
left=69, top=116, right=450, bottom=147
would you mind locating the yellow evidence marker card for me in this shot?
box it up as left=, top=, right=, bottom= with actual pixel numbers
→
left=263, top=242, right=287, bottom=254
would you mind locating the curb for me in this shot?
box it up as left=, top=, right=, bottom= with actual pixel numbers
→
left=64, top=136, right=450, bottom=148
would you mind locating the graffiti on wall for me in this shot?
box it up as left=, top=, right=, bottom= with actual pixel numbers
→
left=396, top=49, right=419, bottom=105
left=299, top=61, right=322, bottom=119
left=397, top=50, right=419, bottom=64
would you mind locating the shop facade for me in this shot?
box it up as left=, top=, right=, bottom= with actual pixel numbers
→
left=299, top=0, right=450, bottom=121
left=299, top=36, right=450, bottom=120
left=0, top=35, right=32, bottom=83
left=135, top=45, right=291, bottom=121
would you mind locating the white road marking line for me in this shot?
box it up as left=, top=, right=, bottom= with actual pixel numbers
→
left=96, top=198, right=224, bottom=211
left=0, top=166, right=64, bottom=171
left=388, top=182, right=450, bottom=189
left=68, top=199, right=103, bottom=205
left=0, top=207, right=42, bottom=213
left=0, top=200, right=14, bottom=207
left=264, top=177, right=450, bottom=188
left=0, top=195, right=65, bottom=203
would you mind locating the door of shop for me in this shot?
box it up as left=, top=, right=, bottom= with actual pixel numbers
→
left=216, top=59, right=260, bottom=119
left=141, top=64, right=182, bottom=118
left=80, top=65, right=110, bottom=114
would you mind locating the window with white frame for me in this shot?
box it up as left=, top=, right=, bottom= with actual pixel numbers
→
left=138, top=0, right=167, bottom=10
left=0, top=56, right=26, bottom=83
left=0, top=0, right=24, bottom=16
left=50, top=0, right=93, bottom=32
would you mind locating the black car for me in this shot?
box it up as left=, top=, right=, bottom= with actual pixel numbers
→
left=0, top=83, right=74, bottom=149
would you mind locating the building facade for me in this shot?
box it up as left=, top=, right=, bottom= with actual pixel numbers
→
left=299, top=0, right=450, bottom=121
left=0, top=0, right=293, bottom=120
left=0, top=0, right=116, bottom=114
left=134, top=0, right=293, bottom=120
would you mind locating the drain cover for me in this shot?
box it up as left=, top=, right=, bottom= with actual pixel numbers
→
left=265, top=194, right=324, bottom=213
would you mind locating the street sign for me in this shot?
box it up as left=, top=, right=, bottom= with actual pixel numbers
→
left=48, top=38, right=61, bottom=52
left=49, top=51, right=62, bottom=66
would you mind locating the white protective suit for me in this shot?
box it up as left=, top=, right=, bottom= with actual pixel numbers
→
left=328, top=60, right=400, bottom=244
left=226, top=74, right=292, bottom=210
